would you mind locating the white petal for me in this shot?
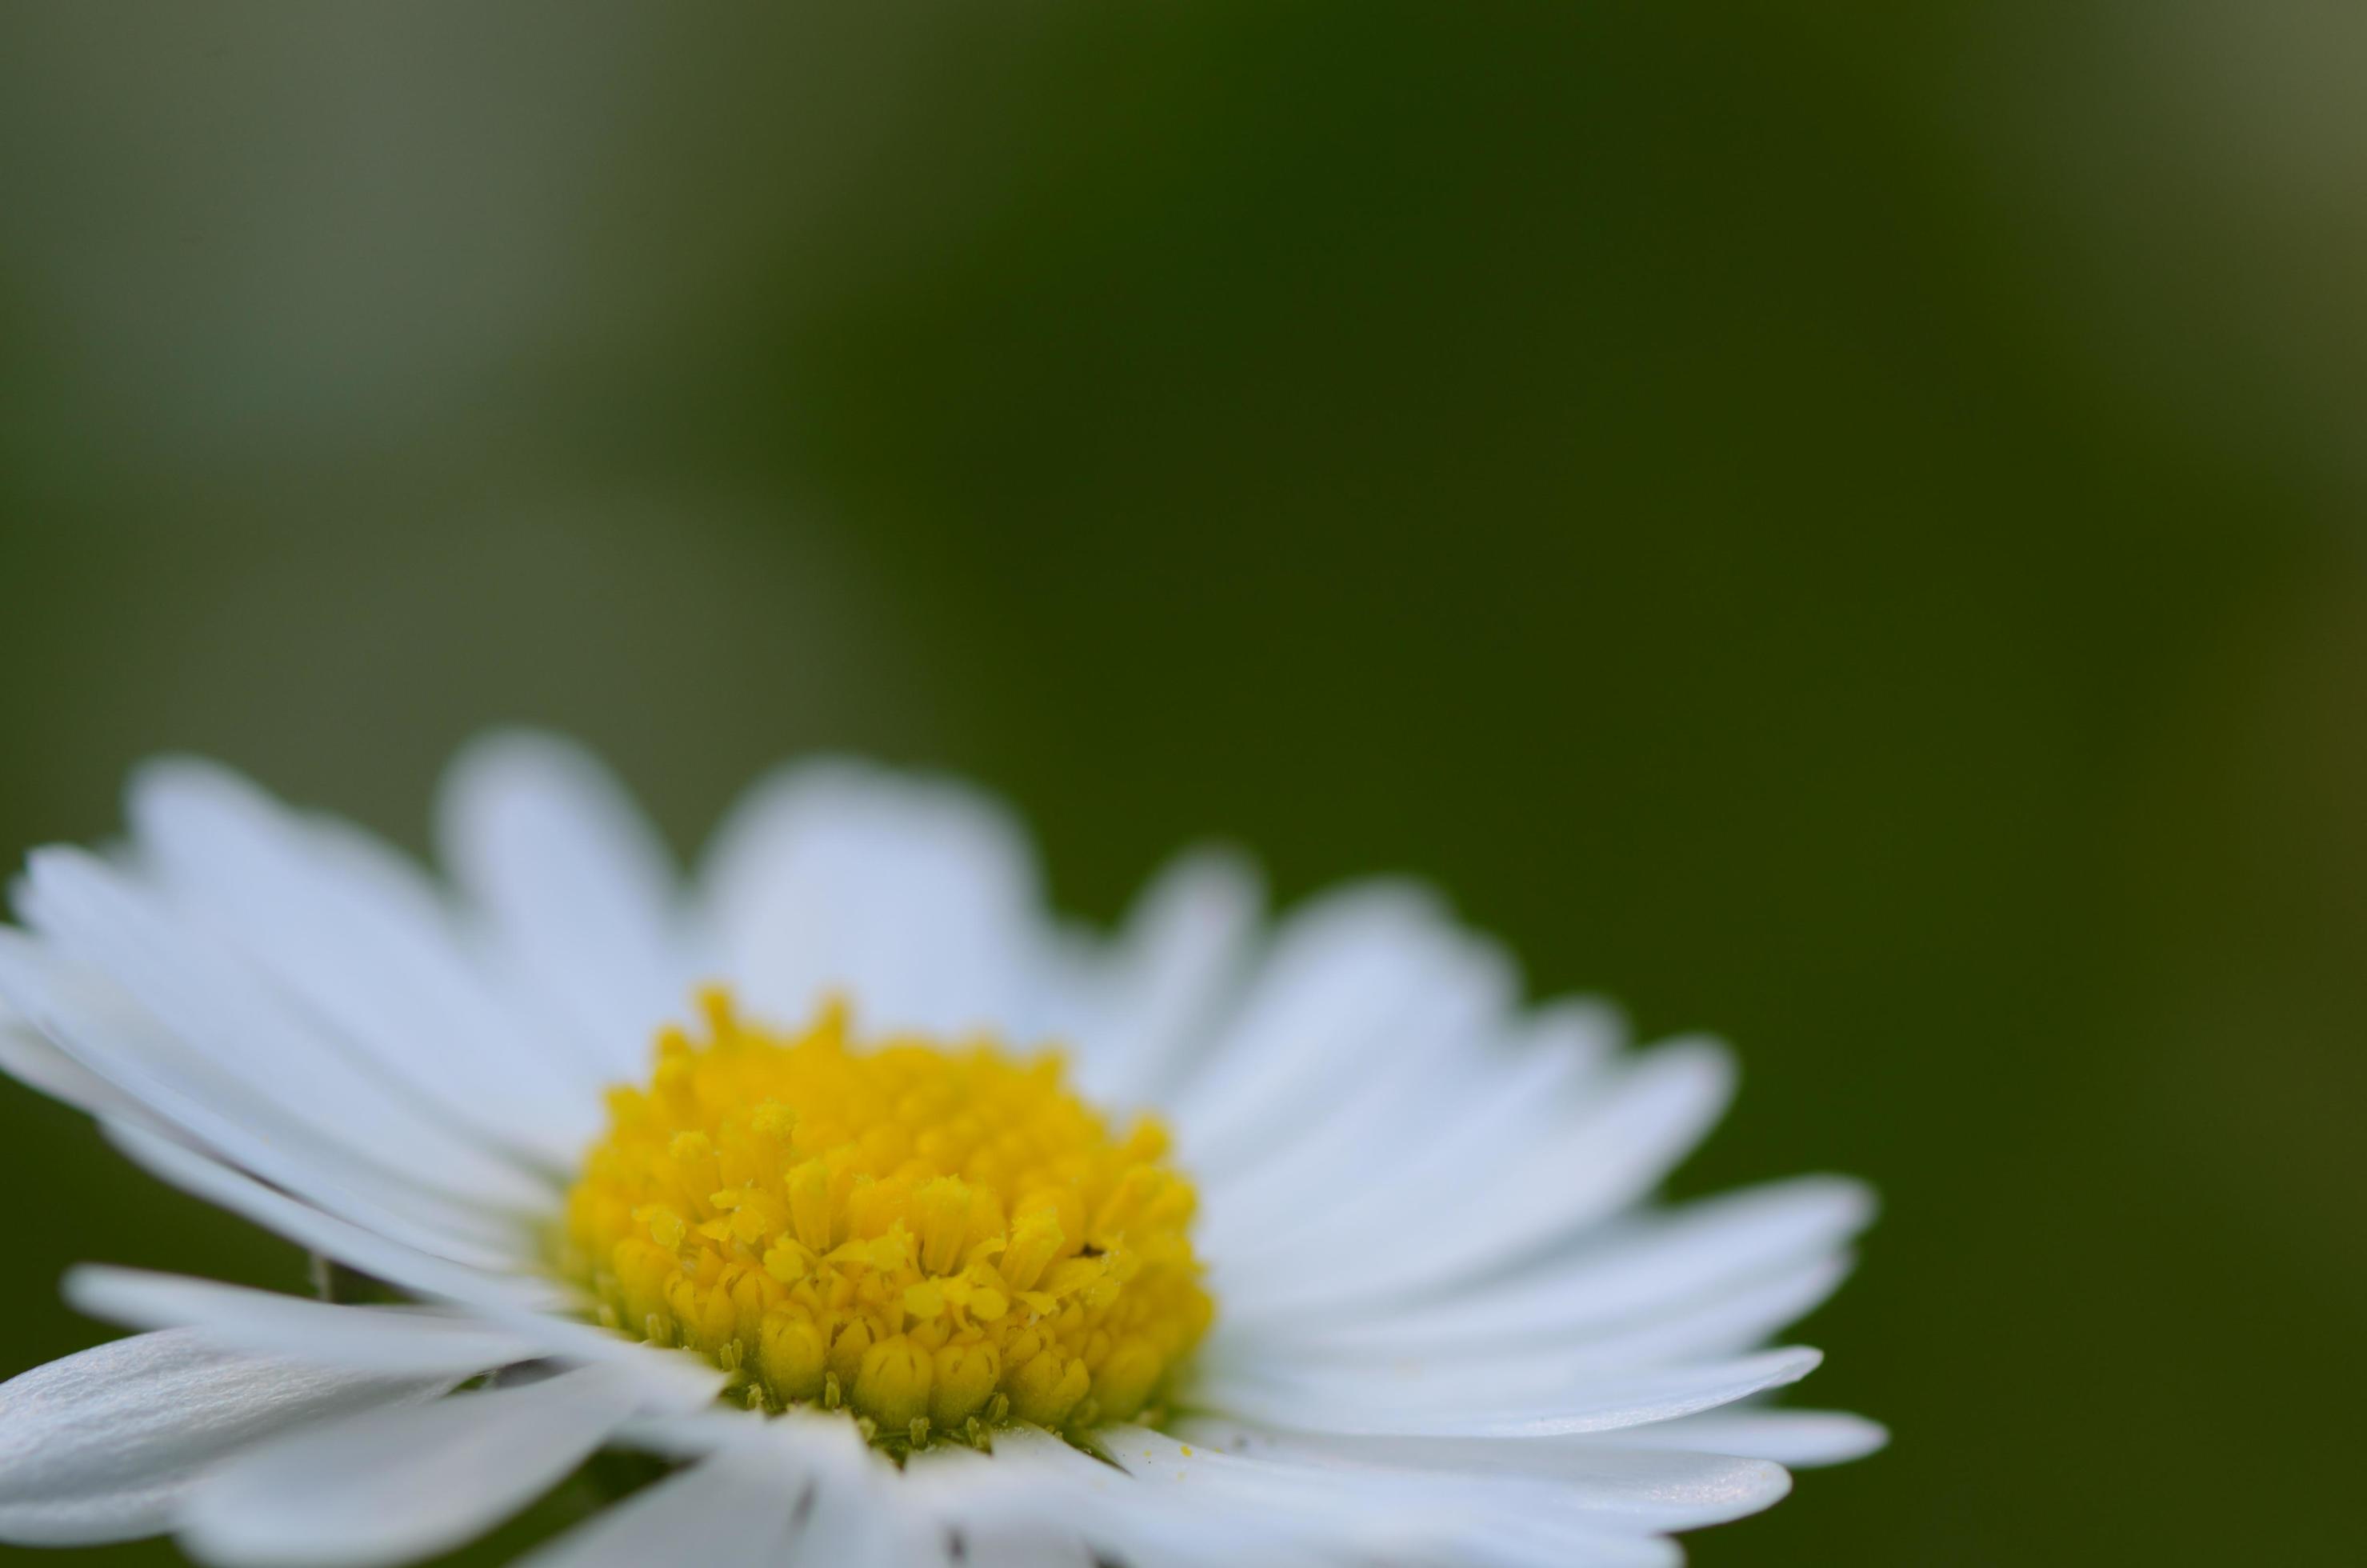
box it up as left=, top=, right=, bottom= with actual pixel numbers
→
left=514, top=1444, right=799, bottom=1568
left=956, top=1428, right=1687, bottom=1568
left=63, top=1268, right=540, bottom=1377
left=0, top=1330, right=444, bottom=1547
left=12, top=848, right=551, bottom=1213
left=438, top=732, right=694, bottom=1083
left=1170, top=1422, right=1792, bottom=1530
left=1170, top=884, right=1514, bottom=1166
left=902, top=1443, right=1098, bottom=1567
left=1249, top=1176, right=1873, bottom=1354
left=1222, top=1037, right=1737, bottom=1322
left=781, top=1446, right=937, bottom=1568
left=99, top=1120, right=564, bottom=1316
left=600, top=1403, right=774, bottom=1462
left=1084, top=1426, right=1687, bottom=1568
left=1194, top=1346, right=1823, bottom=1438
left=1212, top=1258, right=1850, bottom=1408
left=0, top=936, right=537, bottom=1271
left=180, top=1364, right=650, bottom=1568
left=0, top=994, right=142, bottom=1119
left=1063, top=848, right=1263, bottom=1110
left=1522, top=1254, right=1855, bottom=1369
left=1192, top=925, right=1517, bottom=1250
left=601, top=1410, right=929, bottom=1568
left=950, top=1427, right=1335, bottom=1568
left=702, top=761, right=1046, bottom=1037
left=1204, top=998, right=1615, bottom=1314
left=1592, top=1406, right=1889, bottom=1466
left=99, top=1119, right=734, bottom=1418
left=130, top=758, right=600, bottom=1165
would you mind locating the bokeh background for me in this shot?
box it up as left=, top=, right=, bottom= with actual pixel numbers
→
left=2, top=3, right=2362, bottom=1562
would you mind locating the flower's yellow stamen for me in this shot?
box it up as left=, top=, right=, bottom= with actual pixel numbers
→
left=559, top=988, right=1213, bottom=1447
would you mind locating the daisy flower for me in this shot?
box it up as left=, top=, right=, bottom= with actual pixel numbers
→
left=0, top=734, right=1881, bottom=1566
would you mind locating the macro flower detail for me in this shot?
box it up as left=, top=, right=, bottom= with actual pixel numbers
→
left=0, top=734, right=1881, bottom=1566
left=562, top=990, right=1212, bottom=1442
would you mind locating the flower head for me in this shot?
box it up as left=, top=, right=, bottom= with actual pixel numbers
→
left=564, top=988, right=1212, bottom=1441
left=0, top=734, right=1881, bottom=1566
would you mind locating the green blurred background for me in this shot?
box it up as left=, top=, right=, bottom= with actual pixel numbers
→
left=2, top=3, right=2361, bottom=1562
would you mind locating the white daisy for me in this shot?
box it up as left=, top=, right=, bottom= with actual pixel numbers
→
left=0, top=734, right=1881, bottom=1567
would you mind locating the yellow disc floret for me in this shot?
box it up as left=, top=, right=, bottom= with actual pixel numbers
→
left=559, top=988, right=1212, bottom=1449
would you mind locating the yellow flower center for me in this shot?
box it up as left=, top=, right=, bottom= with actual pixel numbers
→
left=558, top=989, right=1213, bottom=1449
